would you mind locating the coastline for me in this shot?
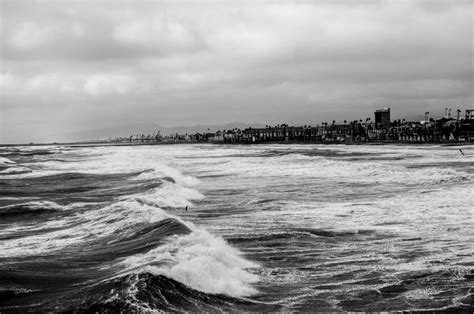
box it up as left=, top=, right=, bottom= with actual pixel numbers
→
left=1, top=140, right=473, bottom=148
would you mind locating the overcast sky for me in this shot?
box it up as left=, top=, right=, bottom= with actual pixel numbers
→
left=1, top=0, right=473, bottom=143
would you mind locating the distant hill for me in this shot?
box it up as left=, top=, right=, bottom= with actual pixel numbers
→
left=64, top=122, right=265, bottom=141
left=160, top=122, right=265, bottom=136
left=64, top=123, right=161, bottom=141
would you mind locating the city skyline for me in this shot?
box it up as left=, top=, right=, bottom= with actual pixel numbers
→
left=22, top=105, right=474, bottom=143
left=1, top=0, right=473, bottom=143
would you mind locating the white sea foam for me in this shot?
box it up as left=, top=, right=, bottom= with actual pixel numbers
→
left=120, top=225, right=260, bottom=298
left=13, top=146, right=202, bottom=188
left=211, top=150, right=471, bottom=187
left=3, top=143, right=472, bottom=307
left=133, top=165, right=200, bottom=187
left=0, top=157, right=15, bottom=165
left=403, top=287, right=441, bottom=300
left=0, top=177, right=205, bottom=258
left=0, top=201, right=170, bottom=257
left=0, top=165, right=32, bottom=174
left=0, top=149, right=205, bottom=257
left=133, top=183, right=205, bottom=208
left=0, top=200, right=69, bottom=212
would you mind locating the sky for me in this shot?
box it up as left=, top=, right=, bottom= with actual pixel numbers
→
left=1, top=0, right=473, bottom=143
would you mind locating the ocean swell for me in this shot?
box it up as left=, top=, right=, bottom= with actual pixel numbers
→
left=0, top=149, right=259, bottom=311
left=120, top=226, right=260, bottom=298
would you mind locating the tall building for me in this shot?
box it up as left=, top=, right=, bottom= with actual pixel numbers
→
left=374, top=108, right=391, bottom=128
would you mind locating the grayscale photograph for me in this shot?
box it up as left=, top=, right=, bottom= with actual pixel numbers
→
left=0, top=0, right=473, bottom=312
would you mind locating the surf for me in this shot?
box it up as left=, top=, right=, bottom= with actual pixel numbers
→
left=0, top=146, right=261, bottom=312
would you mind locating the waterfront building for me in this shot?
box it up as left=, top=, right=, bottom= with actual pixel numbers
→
left=116, top=107, right=472, bottom=144
left=459, top=111, right=474, bottom=140
left=374, top=108, right=391, bottom=129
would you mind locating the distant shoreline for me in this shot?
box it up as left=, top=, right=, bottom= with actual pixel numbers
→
left=1, top=140, right=473, bottom=148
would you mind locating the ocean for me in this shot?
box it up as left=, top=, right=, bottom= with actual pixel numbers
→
left=0, top=143, right=472, bottom=312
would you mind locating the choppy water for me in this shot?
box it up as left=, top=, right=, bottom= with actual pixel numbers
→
left=0, top=144, right=473, bottom=312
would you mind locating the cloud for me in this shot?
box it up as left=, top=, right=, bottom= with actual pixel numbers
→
left=0, top=0, right=473, bottom=143
left=27, top=73, right=79, bottom=93
left=1, top=72, right=137, bottom=96
left=113, top=20, right=198, bottom=50
left=0, top=72, right=18, bottom=91
left=83, top=74, right=136, bottom=95
left=8, top=22, right=55, bottom=49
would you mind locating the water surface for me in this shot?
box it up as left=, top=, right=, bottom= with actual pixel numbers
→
left=0, top=144, right=472, bottom=312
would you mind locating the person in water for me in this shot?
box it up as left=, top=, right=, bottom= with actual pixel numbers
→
left=185, top=206, right=188, bottom=211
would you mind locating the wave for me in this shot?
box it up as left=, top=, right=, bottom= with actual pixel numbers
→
left=10, top=272, right=263, bottom=313
left=219, top=147, right=382, bottom=160
left=227, top=228, right=378, bottom=244
left=132, top=182, right=205, bottom=208
left=0, top=166, right=32, bottom=175
left=0, top=157, right=32, bottom=175
left=0, top=201, right=67, bottom=217
left=0, top=171, right=161, bottom=202
left=0, top=200, right=261, bottom=311
left=0, top=147, right=262, bottom=311
left=0, top=194, right=259, bottom=299
left=113, top=177, right=260, bottom=298
left=0, top=149, right=56, bottom=157
left=119, top=226, right=259, bottom=298
left=134, top=165, right=200, bottom=187
left=0, top=157, right=15, bottom=165
left=230, top=155, right=471, bottom=187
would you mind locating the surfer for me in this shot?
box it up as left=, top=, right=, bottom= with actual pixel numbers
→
left=459, top=149, right=464, bottom=156
left=185, top=206, right=188, bottom=211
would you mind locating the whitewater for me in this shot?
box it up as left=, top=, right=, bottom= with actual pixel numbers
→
left=0, top=144, right=472, bottom=312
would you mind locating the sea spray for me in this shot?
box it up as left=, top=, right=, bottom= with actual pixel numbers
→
left=133, top=165, right=200, bottom=187
left=132, top=182, right=205, bottom=208
left=1, top=144, right=472, bottom=312
left=120, top=226, right=260, bottom=298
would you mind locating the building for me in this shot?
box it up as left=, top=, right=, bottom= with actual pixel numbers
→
left=459, top=110, right=474, bottom=141
left=374, top=107, right=391, bottom=129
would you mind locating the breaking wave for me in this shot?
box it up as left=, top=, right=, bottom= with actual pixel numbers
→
left=0, top=149, right=260, bottom=312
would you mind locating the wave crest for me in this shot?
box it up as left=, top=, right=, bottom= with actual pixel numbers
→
left=133, top=183, right=205, bottom=209
left=120, top=225, right=259, bottom=298
left=134, top=165, right=200, bottom=187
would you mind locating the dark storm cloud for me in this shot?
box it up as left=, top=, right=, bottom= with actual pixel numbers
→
left=0, top=0, right=472, bottom=143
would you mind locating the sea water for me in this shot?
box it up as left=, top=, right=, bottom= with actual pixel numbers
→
left=0, top=144, right=472, bottom=311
